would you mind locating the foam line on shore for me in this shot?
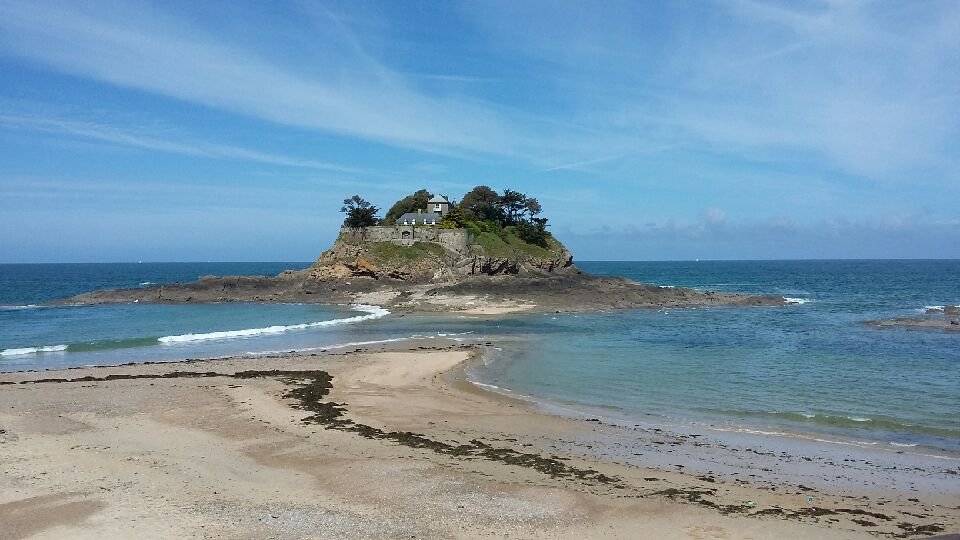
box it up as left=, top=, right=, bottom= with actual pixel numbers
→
left=1, top=344, right=68, bottom=357
left=0, top=304, right=39, bottom=311
left=157, top=304, right=389, bottom=344
left=247, top=336, right=415, bottom=356
left=1, top=305, right=390, bottom=357
left=783, top=297, right=810, bottom=304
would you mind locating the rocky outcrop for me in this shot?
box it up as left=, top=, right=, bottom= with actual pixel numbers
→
left=867, top=305, right=960, bottom=333
left=523, top=246, right=574, bottom=273
left=466, top=256, right=517, bottom=275
left=309, top=228, right=576, bottom=282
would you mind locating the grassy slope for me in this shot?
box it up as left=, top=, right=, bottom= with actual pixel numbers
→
left=366, top=241, right=448, bottom=266
left=472, top=229, right=561, bottom=259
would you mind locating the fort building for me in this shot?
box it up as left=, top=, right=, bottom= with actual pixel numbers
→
left=397, top=194, right=449, bottom=226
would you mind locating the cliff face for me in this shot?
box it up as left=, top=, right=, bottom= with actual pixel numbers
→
left=309, top=227, right=574, bottom=282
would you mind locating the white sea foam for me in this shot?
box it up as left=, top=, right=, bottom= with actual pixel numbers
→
left=783, top=297, right=810, bottom=305
left=924, top=305, right=945, bottom=312
left=889, top=442, right=917, bottom=448
left=468, top=379, right=540, bottom=404
left=435, top=331, right=473, bottom=337
left=847, top=416, right=871, bottom=422
left=248, top=336, right=412, bottom=356
left=0, top=344, right=68, bottom=357
left=0, top=304, right=38, bottom=311
left=708, top=426, right=788, bottom=437
left=139, top=281, right=154, bottom=286
left=158, top=304, right=389, bottom=344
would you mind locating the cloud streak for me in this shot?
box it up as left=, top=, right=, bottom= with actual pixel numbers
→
left=0, top=0, right=533, bottom=158
left=464, top=0, right=960, bottom=182
left=0, top=114, right=365, bottom=173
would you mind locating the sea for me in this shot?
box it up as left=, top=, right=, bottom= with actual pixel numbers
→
left=1, top=260, right=957, bottom=457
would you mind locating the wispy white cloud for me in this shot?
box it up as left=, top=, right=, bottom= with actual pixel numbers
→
left=0, top=113, right=366, bottom=173
left=538, top=154, right=626, bottom=173
left=464, top=0, right=960, bottom=182
left=676, top=0, right=960, bottom=179
left=1, top=0, right=958, bottom=261
left=0, top=0, right=532, bottom=158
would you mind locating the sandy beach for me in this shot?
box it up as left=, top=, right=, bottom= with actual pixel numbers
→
left=1, top=344, right=957, bottom=539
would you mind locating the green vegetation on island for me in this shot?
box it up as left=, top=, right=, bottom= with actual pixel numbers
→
left=341, top=185, right=552, bottom=247
left=324, top=185, right=572, bottom=280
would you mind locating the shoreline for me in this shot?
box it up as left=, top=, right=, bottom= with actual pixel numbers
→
left=464, top=361, right=960, bottom=466
left=2, top=344, right=956, bottom=538
left=4, top=310, right=957, bottom=461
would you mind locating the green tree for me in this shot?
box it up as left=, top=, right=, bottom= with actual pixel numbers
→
left=439, top=202, right=466, bottom=229
left=461, top=185, right=503, bottom=222
left=341, top=195, right=379, bottom=228
left=500, top=189, right=526, bottom=224
left=514, top=217, right=550, bottom=247
left=381, top=189, right=432, bottom=225
left=500, top=189, right=542, bottom=225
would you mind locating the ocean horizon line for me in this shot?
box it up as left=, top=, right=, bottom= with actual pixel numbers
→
left=2, top=257, right=959, bottom=265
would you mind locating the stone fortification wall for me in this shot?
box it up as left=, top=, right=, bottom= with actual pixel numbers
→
left=338, top=226, right=470, bottom=256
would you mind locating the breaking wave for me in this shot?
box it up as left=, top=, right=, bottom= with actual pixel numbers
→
left=1, top=305, right=390, bottom=357
left=0, top=304, right=39, bottom=311
left=157, top=304, right=389, bottom=344
left=0, top=344, right=68, bottom=357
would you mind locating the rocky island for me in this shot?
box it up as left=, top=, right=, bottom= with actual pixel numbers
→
left=61, top=186, right=786, bottom=313
left=867, top=305, right=960, bottom=333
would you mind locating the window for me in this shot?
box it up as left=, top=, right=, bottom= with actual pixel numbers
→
left=435, top=204, right=442, bottom=211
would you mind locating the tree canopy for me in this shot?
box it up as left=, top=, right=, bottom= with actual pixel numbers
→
left=343, top=185, right=551, bottom=247
left=439, top=202, right=465, bottom=229
left=341, top=195, right=379, bottom=228
left=460, top=185, right=503, bottom=222
left=458, top=186, right=550, bottom=247
left=381, top=189, right=432, bottom=225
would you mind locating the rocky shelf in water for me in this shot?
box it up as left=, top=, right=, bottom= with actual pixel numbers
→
left=866, top=305, right=960, bottom=333
left=56, top=270, right=787, bottom=314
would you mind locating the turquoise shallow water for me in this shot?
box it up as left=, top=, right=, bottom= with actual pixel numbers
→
left=472, top=260, right=960, bottom=455
left=1, top=260, right=958, bottom=454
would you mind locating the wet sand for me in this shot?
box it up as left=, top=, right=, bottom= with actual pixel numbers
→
left=1, top=344, right=956, bottom=539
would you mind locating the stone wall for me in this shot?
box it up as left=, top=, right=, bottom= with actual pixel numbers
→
left=337, top=227, right=470, bottom=256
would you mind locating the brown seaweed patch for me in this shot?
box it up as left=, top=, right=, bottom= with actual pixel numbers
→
left=653, top=487, right=754, bottom=515
left=836, top=508, right=893, bottom=521
left=13, top=367, right=623, bottom=487
left=279, top=370, right=623, bottom=486
left=895, top=522, right=945, bottom=537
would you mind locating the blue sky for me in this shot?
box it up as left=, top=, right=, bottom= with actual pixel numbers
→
left=1, top=0, right=958, bottom=262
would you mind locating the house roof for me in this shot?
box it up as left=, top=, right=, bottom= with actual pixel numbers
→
left=398, top=212, right=441, bottom=223
left=427, top=194, right=448, bottom=204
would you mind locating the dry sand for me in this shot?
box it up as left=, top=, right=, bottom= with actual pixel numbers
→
left=1, top=346, right=957, bottom=539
